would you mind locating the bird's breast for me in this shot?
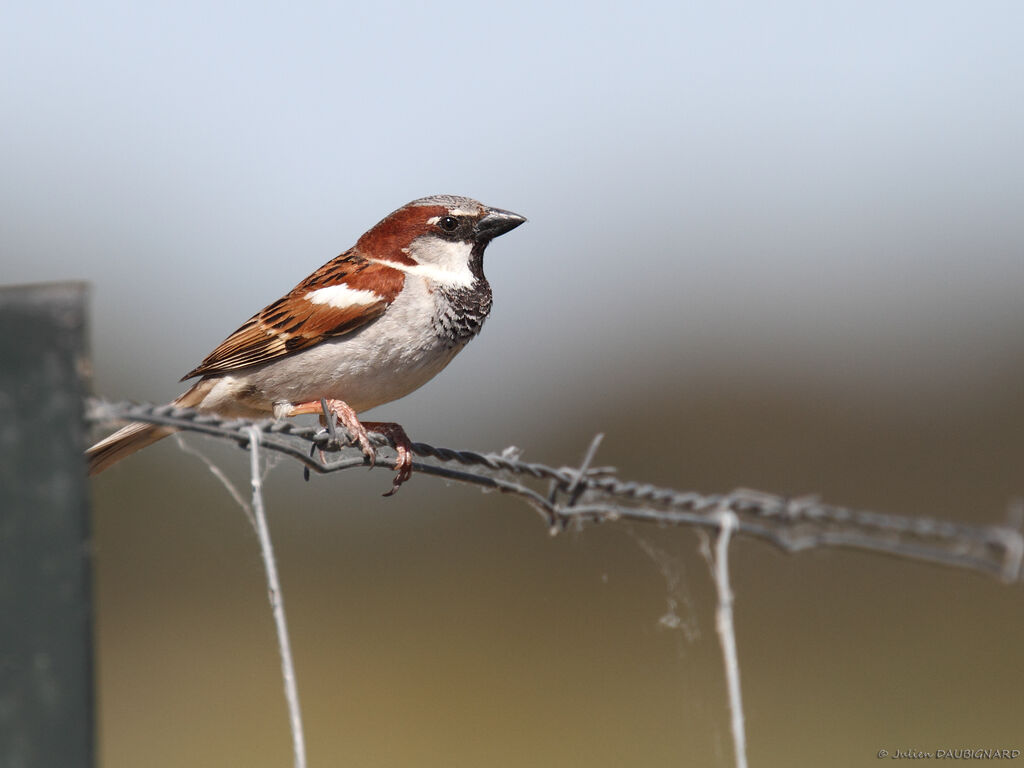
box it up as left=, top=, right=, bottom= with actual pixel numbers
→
left=198, top=274, right=494, bottom=415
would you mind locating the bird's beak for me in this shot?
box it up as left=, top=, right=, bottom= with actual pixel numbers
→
left=476, top=207, right=527, bottom=240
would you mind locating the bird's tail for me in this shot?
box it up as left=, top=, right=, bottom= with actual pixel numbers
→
left=86, top=382, right=211, bottom=476
left=86, top=421, right=175, bottom=476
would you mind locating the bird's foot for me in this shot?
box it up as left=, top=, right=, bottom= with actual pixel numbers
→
left=288, top=399, right=413, bottom=494
left=361, top=421, right=414, bottom=496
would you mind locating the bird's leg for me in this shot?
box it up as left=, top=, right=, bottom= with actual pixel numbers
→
left=360, top=422, right=414, bottom=496
left=318, top=397, right=342, bottom=449
left=286, top=401, right=414, bottom=495
left=288, top=398, right=376, bottom=466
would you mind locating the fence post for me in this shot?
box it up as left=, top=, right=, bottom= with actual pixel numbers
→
left=0, top=282, right=94, bottom=768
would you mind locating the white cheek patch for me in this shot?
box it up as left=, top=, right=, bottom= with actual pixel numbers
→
left=382, top=260, right=474, bottom=288
left=391, top=238, right=475, bottom=287
left=303, top=284, right=381, bottom=309
left=412, top=237, right=473, bottom=271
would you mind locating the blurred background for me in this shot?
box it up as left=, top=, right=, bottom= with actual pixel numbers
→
left=4, top=1, right=1023, bottom=765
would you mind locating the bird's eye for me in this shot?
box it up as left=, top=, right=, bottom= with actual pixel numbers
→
left=438, top=216, right=458, bottom=233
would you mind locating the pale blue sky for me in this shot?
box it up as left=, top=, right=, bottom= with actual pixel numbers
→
left=3, top=1, right=1023, bottom=435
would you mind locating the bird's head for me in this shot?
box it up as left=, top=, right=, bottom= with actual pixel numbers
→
left=356, top=194, right=526, bottom=285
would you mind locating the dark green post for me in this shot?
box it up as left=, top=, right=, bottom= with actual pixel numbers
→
left=0, top=282, right=94, bottom=768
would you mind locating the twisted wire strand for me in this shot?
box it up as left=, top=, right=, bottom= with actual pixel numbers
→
left=86, top=399, right=1024, bottom=583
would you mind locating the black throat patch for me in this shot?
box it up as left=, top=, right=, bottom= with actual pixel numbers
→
left=432, top=240, right=493, bottom=347
left=434, top=278, right=493, bottom=348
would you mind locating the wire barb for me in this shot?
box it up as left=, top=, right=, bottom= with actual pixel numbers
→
left=86, top=399, right=1024, bottom=583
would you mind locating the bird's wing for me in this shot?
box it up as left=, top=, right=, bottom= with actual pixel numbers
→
left=181, top=251, right=406, bottom=380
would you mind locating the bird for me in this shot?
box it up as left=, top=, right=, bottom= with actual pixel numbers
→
left=87, top=194, right=526, bottom=494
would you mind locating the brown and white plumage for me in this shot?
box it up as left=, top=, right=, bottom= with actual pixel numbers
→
left=182, top=256, right=404, bottom=377
left=87, top=194, right=526, bottom=492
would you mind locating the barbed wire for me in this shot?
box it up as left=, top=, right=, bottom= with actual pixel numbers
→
left=86, top=399, right=1024, bottom=583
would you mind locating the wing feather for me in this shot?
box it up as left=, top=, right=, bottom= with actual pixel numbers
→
left=181, top=251, right=405, bottom=380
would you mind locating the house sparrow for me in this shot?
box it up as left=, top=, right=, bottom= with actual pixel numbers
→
left=87, top=194, right=526, bottom=494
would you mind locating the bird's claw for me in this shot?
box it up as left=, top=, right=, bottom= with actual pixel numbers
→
left=382, top=442, right=414, bottom=496
left=362, top=421, right=414, bottom=496
left=288, top=399, right=414, bottom=495
left=343, top=420, right=376, bottom=469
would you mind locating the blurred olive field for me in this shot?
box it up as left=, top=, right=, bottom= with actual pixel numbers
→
left=4, top=2, right=1024, bottom=766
